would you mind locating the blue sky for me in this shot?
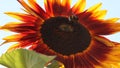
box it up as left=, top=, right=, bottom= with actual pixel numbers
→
left=0, top=0, right=120, bottom=67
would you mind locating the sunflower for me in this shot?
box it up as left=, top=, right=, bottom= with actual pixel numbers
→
left=1, top=0, right=120, bottom=68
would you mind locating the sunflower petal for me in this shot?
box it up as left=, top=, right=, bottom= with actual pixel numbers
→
left=44, top=0, right=53, bottom=16
left=88, top=20, right=120, bottom=35
left=60, top=0, right=71, bottom=16
left=52, top=0, right=63, bottom=16
left=3, top=33, right=38, bottom=43
left=95, top=63, right=112, bottom=68
left=7, top=41, right=34, bottom=51
left=7, top=43, right=21, bottom=51
left=106, top=18, right=120, bottom=23
left=28, top=0, right=43, bottom=12
left=1, top=22, right=34, bottom=28
left=17, top=0, right=43, bottom=19
left=74, top=54, right=95, bottom=68
left=94, top=36, right=114, bottom=46
left=110, top=63, right=120, bottom=68
left=86, top=53, right=111, bottom=68
left=3, top=34, right=27, bottom=42
left=5, top=12, right=37, bottom=22
left=44, top=0, right=71, bottom=16
left=88, top=39, right=112, bottom=62
left=89, top=37, right=120, bottom=67
left=87, top=3, right=102, bottom=12
left=87, top=39, right=119, bottom=68
left=90, top=10, right=107, bottom=19
left=104, top=54, right=120, bottom=63
left=0, top=34, right=25, bottom=47
left=110, top=45, right=120, bottom=55
left=71, top=0, right=86, bottom=14
left=28, top=0, right=49, bottom=19
left=61, top=0, right=71, bottom=8
left=0, top=22, right=36, bottom=33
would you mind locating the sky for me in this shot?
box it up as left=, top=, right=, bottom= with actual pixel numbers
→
left=0, top=0, right=120, bottom=68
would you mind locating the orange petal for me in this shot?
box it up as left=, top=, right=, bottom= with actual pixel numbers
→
left=1, top=22, right=34, bottom=27
left=44, top=0, right=71, bottom=16
left=0, top=22, right=36, bottom=33
left=61, top=0, right=71, bottom=10
left=85, top=53, right=111, bottom=68
left=86, top=20, right=120, bottom=35
left=3, top=34, right=27, bottom=42
left=88, top=37, right=112, bottom=63
left=78, top=13, right=120, bottom=35
left=19, top=33, right=38, bottom=41
left=7, top=40, right=34, bottom=51
left=28, top=0, right=49, bottom=19
left=94, top=36, right=114, bottom=46
left=86, top=3, right=107, bottom=19
left=5, top=12, right=37, bottom=22
left=110, top=46, right=120, bottom=56
left=7, top=43, right=21, bottom=51
left=77, top=13, right=120, bottom=35
left=90, top=10, right=107, bottom=19
left=61, top=0, right=71, bottom=16
left=52, top=0, right=62, bottom=16
left=88, top=37, right=120, bottom=67
left=0, top=34, right=25, bottom=46
left=104, top=54, right=120, bottom=63
left=2, top=27, right=35, bottom=33
left=17, top=0, right=43, bottom=19
left=71, top=0, right=86, bottom=14
left=2, top=33, right=37, bottom=43
left=87, top=3, right=102, bottom=12
left=106, top=18, right=120, bottom=23
left=44, top=0, right=53, bottom=16
left=110, top=63, right=120, bottom=68
left=52, top=0, right=64, bottom=16
left=75, top=54, right=94, bottom=68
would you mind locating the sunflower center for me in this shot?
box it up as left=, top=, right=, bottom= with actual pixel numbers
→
left=40, top=16, right=91, bottom=55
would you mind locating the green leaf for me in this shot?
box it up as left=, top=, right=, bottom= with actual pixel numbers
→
left=0, top=49, right=56, bottom=68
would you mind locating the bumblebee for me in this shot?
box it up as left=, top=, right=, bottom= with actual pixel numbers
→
left=68, top=14, right=79, bottom=23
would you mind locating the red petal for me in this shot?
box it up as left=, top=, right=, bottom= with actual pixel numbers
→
left=60, top=0, right=71, bottom=16
left=18, top=0, right=45, bottom=19
left=44, top=0, right=53, bottom=16
left=88, top=37, right=112, bottom=62
left=50, top=0, right=63, bottom=16
left=28, top=0, right=49, bottom=19
left=0, top=22, right=36, bottom=33
left=44, top=0, right=71, bottom=16
left=77, top=13, right=120, bottom=35
left=5, top=12, right=37, bottom=22
left=2, top=33, right=38, bottom=42
left=89, top=22, right=120, bottom=35
left=74, top=54, right=94, bottom=68
left=7, top=40, right=35, bottom=51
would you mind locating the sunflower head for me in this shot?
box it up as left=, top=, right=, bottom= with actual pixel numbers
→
left=1, top=0, right=120, bottom=68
